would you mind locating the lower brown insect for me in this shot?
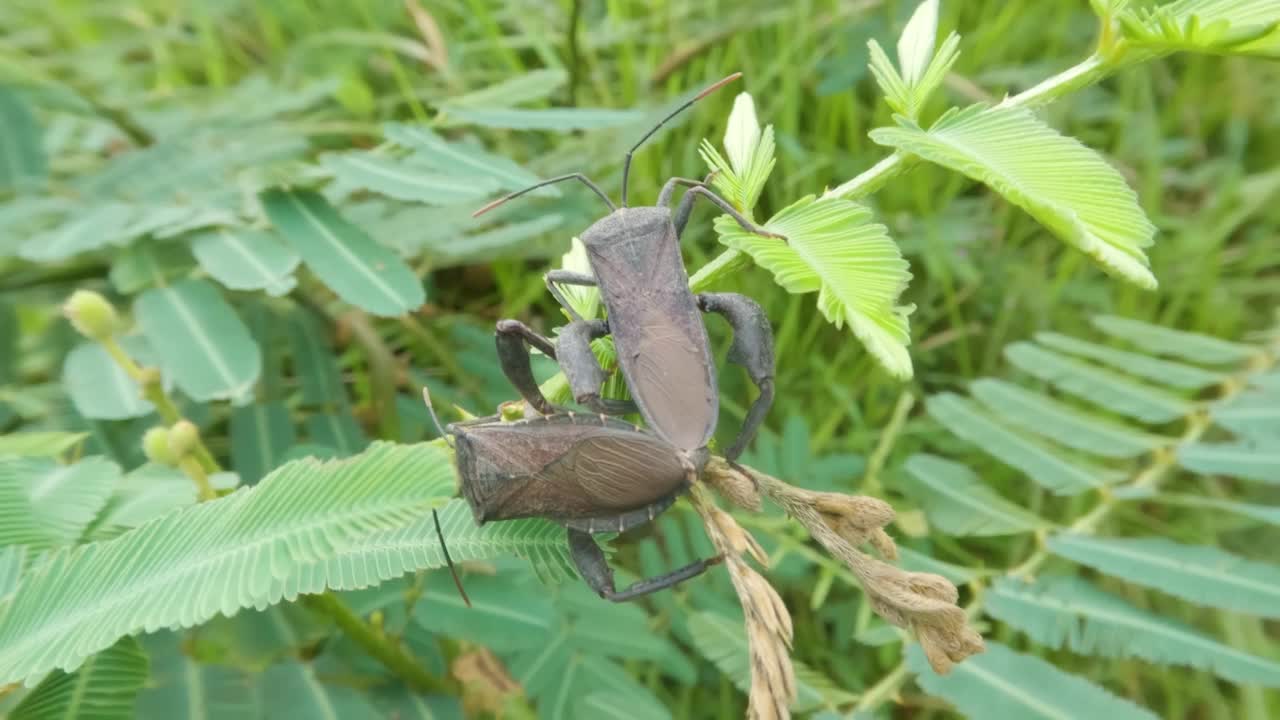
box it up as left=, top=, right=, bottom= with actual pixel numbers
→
left=424, top=387, right=721, bottom=601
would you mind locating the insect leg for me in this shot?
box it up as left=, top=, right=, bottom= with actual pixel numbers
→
left=697, top=292, right=776, bottom=462
left=544, top=269, right=598, bottom=323
left=656, top=174, right=717, bottom=236
left=558, top=318, right=637, bottom=415
left=684, top=186, right=786, bottom=242
left=567, top=527, right=721, bottom=602
left=495, top=319, right=561, bottom=414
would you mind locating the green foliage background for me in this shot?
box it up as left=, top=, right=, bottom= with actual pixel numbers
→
left=0, top=0, right=1277, bottom=718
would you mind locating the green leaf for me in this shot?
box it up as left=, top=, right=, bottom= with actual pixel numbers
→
left=323, top=152, right=497, bottom=205
left=444, top=68, right=567, bottom=108
left=136, top=631, right=259, bottom=720
left=261, top=189, right=425, bottom=317
left=108, top=241, right=195, bottom=294
left=908, top=641, right=1158, bottom=720
left=1034, top=332, right=1226, bottom=390
left=85, top=464, right=196, bottom=540
left=1, top=458, right=56, bottom=549
left=305, top=413, right=368, bottom=456
left=441, top=106, right=646, bottom=130
left=135, top=279, right=262, bottom=404
left=897, top=0, right=940, bottom=85
left=230, top=402, right=296, bottom=485
left=0, top=432, right=90, bottom=458
left=688, top=610, right=857, bottom=713
left=988, top=576, right=1280, bottom=687
left=191, top=228, right=300, bottom=297
left=10, top=637, right=147, bottom=720
left=415, top=572, right=555, bottom=652
left=0, top=442, right=454, bottom=685
left=699, top=93, right=776, bottom=216
left=259, top=661, right=381, bottom=720
left=1047, top=534, right=1280, bottom=618
left=287, top=310, right=345, bottom=407
left=895, top=546, right=980, bottom=585
left=383, top=123, right=548, bottom=194
left=714, top=196, right=914, bottom=379
left=63, top=343, right=153, bottom=421
left=1177, top=441, right=1280, bottom=484
left=1120, top=0, right=1280, bottom=57
left=904, top=454, right=1048, bottom=536
left=429, top=214, right=565, bottom=261
left=1211, top=387, right=1280, bottom=442
left=18, top=204, right=233, bottom=262
left=577, top=691, right=670, bottom=720
left=0, top=87, right=46, bottom=192
left=1004, top=342, right=1190, bottom=424
left=871, top=105, right=1158, bottom=289
left=1091, top=315, right=1258, bottom=365
left=970, top=379, right=1160, bottom=459
left=0, top=545, right=26, bottom=599
left=926, top=393, right=1116, bottom=494
left=23, top=456, right=120, bottom=548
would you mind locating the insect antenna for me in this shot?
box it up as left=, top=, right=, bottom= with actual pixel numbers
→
left=421, top=386, right=471, bottom=608
left=472, top=173, right=616, bottom=218
left=620, top=71, right=742, bottom=207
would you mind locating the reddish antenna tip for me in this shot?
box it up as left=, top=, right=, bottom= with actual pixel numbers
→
left=695, top=72, right=743, bottom=101
left=472, top=195, right=507, bottom=218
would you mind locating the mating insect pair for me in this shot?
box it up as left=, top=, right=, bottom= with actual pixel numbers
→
left=431, top=73, right=781, bottom=602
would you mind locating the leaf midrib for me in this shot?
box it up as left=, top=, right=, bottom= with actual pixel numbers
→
left=283, top=192, right=407, bottom=311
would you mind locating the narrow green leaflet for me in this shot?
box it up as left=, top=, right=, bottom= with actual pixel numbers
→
left=0, top=458, right=55, bottom=548
left=904, top=454, right=1048, bottom=536
left=230, top=402, right=296, bottom=485
left=10, top=637, right=147, bottom=720
left=1004, top=342, right=1190, bottom=423
left=1177, top=441, right=1279, bottom=484
left=444, top=68, right=567, bottom=108
left=715, top=196, right=914, bottom=379
left=86, top=464, right=196, bottom=540
left=191, top=228, right=300, bottom=296
left=0, top=432, right=90, bottom=458
left=970, top=379, right=1160, bottom=458
left=441, top=106, right=647, bottom=130
left=24, top=456, right=120, bottom=548
left=261, top=189, right=425, bottom=317
left=1211, top=387, right=1280, bottom=442
left=287, top=310, right=345, bottom=407
left=0, top=442, right=454, bottom=685
left=18, top=204, right=233, bottom=262
left=1034, top=332, right=1225, bottom=390
left=135, top=279, right=262, bottom=403
left=1121, top=0, right=1280, bottom=57
left=0, top=545, right=26, bottom=599
left=383, top=123, right=547, bottom=193
left=136, top=632, right=259, bottom=720
left=908, top=641, right=1158, bottom=720
left=108, top=242, right=196, bottom=294
left=259, top=661, right=381, bottom=720
left=429, top=214, right=565, bottom=261
left=0, top=87, right=47, bottom=192
left=927, top=393, right=1115, bottom=494
left=1091, top=315, right=1258, bottom=365
left=988, top=576, right=1280, bottom=687
left=688, top=610, right=857, bottom=713
left=305, top=412, right=368, bottom=456
left=871, top=105, right=1158, bottom=289
left=577, top=691, right=670, bottom=720
left=322, top=152, right=497, bottom=205
left=63, top=343, right=154, bottom=420
left=1047, top=534, right=1280, bottom=618
left=415, top=572, right=555, bottom=652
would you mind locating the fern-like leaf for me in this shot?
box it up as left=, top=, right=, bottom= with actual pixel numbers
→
left=1004, top=342, right=1190, bottom=423
left=969, top=379, right=1160, bottom=458
left=909, top=641, right=1157, bottom=719
left=10, top=637, right=148, bottom=720
left=988, top=576, right=1280, bottom=687
left=870, top=105, right=1158, bottom=288
left=0, top=442, right=454, bottom=685
left=1047, top=534, right=1280, bottom=618
left=1120, top=0, right=1280, bottom=57
left=1034, top=332, right=1226, bottom=390
left=926, top=393, right=1117, bottom=494
left=136, top=632, right=259, bottom=720
left=904, top=454, right=1048, bottom=535
left=1091, top=315, right=1258, bottom=365
left=1177, top=441, right=1280, bottom=483
left=714, top=196, right=914, bottom=379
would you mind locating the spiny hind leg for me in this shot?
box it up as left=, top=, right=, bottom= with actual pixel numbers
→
left=697, top=292, right=775, bottom=462
left=495, top=319, right=561, bottom=414
left=567, top=526, right=720, bottom=603
left=557, top=318, right=637, bottom=416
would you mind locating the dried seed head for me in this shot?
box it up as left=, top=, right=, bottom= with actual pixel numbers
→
left=452, top=647, right=522, bottom=716
left=63, top=290, right=120, bottom=341
left=705, top=457, right=763, bottom=511
left=707, top=503, right=768, bottom=566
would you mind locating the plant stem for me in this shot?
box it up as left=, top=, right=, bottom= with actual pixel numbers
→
left=302, top=592, right=448, bottom=694
left=100, top=337, right=221, bottom=474
left=687, top=52, right=1117, bottom=293
left=179, top=456, right=216, bottom=502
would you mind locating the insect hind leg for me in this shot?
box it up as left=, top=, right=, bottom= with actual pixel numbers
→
left=495, top=319, right=562, bottom=414
left=567, top=527, right=721, bottom=603
left=697, top=292, right=776, bottom=462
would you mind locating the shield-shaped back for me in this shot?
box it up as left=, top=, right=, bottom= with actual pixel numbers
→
left=451, top=413, right=694, bottom=526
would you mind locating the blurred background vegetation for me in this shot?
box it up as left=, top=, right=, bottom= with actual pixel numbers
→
left=0, top=0, right=1277, bottom=718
